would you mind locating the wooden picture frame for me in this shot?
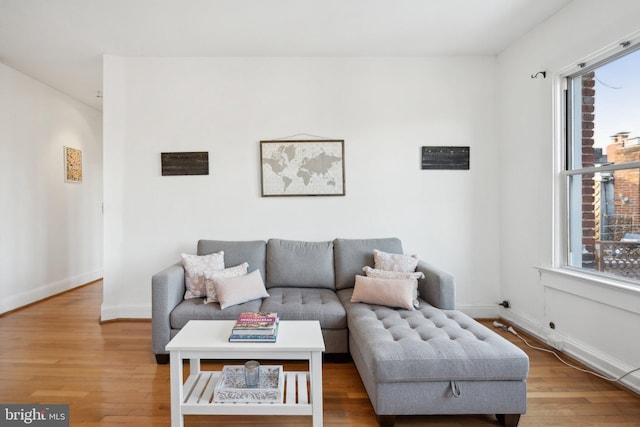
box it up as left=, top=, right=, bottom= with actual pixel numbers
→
left=260, top=140, right=345, bottom=196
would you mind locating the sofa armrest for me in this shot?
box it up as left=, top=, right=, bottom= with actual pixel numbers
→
left=151, top=262, right=185, bottom=358
left=416, top=260, right=455, bottom=310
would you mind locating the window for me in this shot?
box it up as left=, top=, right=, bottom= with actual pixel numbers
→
left=565, top=44, right=640, bottom=281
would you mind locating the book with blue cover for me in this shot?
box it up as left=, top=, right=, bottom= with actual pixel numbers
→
left=229, top=322, right=279, bottom=342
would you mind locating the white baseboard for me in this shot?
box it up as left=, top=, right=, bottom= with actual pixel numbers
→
left=0, top=270, right=102, bottom=315
left=100, top=304, right=151, bottom=321
left=500, top=309, right=640, bottom=395
left=458, top=304, right=499, bottom=319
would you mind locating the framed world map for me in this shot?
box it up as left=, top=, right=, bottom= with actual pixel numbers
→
left=260, top=140, right=345, bottom=196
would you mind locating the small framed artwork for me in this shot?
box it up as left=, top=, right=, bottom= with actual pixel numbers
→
left=64, top=146, right=83, bottom=182
left=421, top=146, right=470, bottom=170
left=260, top=140, right=345, bottom=196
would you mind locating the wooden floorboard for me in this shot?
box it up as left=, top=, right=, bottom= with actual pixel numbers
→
left=0, top=281, right=639, bottom=426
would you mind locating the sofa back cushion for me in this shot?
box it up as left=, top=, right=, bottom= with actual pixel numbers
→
left=333, top=238, right=403, bottom=290
left=197, top=240, right=266, bottom=280
left=266, top=239, right=335, bottom=289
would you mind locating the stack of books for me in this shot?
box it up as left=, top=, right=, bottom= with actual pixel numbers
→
left=228, top=312, right=279, bottom=342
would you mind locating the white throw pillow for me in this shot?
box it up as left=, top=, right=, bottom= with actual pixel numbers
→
left=373, top=249, right=419, bottom=273
left=362, top=266, right=424, bottom=281
left=204, top=262, right=249, bottom=304
left=351, top=275, right=415, bottom=310
left=213, top=270, right=270, bottom=310
left=182, top=251, right=225, bottom=299
left=362, top=266, right=424, bottom=308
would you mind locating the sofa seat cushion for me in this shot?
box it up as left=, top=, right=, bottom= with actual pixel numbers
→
left=260, top=287, right=347, bottom=330
left=338, top=289, right=529, bottom=383
left=170, top=298, right=262, bottom=329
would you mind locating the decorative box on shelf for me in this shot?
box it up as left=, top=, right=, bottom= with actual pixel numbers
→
left=214, top=365, right=284, bottom=403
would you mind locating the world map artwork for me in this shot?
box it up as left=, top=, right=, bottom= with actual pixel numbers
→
left=261, top=141, right=344, bottom=196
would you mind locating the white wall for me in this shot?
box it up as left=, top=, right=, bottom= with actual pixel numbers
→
left=0, top=63, right=103, bottom=314
left=498, top=0, right=640, bottom=392
left=102, top=56, right=500, bottom=320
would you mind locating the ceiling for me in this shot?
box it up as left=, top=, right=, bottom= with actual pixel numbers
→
left=0, top=0, right=572, bottom=110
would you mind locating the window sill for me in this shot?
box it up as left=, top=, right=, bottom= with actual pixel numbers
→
left=536, top=266, right=640, bottom=314
left=537, top=266, right=640, bottom=293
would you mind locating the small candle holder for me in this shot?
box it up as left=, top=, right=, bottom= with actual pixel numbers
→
left=244, top=360, right=260, bottom=388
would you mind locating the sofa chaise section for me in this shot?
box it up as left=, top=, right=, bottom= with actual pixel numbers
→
left=339, top=290, right=528, bottom=426
left=332, top=238, right=528, bottom=427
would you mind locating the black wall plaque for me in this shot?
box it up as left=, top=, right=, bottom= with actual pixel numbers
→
left=421, top=146, right=470, bottom=170
left=161, top=152, right=209, bottom=176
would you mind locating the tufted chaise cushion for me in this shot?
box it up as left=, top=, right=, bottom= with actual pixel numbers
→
left=260, top=287, right=346, bottom=329
left=338, top=289, right=529, bottom=383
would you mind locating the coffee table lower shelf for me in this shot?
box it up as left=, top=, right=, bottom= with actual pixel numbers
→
left=181, top=370, right=312, bottom=416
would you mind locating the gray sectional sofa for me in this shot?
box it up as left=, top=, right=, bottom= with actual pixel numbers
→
left=152, top=238, right=528, bottom=427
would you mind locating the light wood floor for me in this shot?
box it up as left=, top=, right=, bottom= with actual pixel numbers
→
left=1, top=282, right=638, bottom=426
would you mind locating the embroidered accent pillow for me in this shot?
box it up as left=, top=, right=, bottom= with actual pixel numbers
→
left=213, top=270, right=270, bottom=310
left=351, top=275, right=415, bottom=310
left=182, top=251, right=224, bottom=299
left=204, top=262, right=250, bottom=303
left=373, top=249, right=419, bottom=273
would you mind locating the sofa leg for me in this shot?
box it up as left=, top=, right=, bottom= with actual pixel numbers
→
left=155, top=353, right=169, bottom=364
left=496, top=414, right=521, bottom=427
left=323, top=353, right=352, bottom=363
left=376, top=415, right=395, bottom=427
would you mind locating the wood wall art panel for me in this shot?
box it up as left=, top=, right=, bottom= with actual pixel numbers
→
left=161, top=152, right=209, bottom=176
left=421, top=146, right=470, bottom=170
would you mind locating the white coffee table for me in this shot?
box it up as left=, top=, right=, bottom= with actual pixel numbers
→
left=165, top=320, right=325, bottom=427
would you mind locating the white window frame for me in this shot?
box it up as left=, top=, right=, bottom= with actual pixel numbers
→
left=553, top=32, right=640, bottom=288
